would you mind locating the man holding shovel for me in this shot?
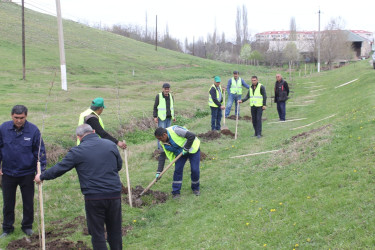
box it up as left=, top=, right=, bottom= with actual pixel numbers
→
left=208, top=76, right=225, bottom=131
left=239, top=76, right=267, bottom=139
left=35, top=124, right=123, bottom=250
left=155, top=126, right=201, bottom=199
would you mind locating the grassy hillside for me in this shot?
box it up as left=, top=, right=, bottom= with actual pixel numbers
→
left=1, top=2, right=375, bottom=249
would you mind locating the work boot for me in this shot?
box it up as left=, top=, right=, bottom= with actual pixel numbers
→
left=193, top=190, right=200, bottom=196
left=22, top=228, right=33, bottom=236
left=172, top=193, right=180, bottom=199
left=0, top=231, right=12, bottom=238
left=257, top=135, right=261, bottom=139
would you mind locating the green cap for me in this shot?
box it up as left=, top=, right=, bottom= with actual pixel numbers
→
left=214, top=76, right=221, bottom=83
left=92, top=97, right=105, bottom=108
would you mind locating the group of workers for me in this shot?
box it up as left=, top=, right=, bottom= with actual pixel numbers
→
left=0, top=71, right=288, bottom=249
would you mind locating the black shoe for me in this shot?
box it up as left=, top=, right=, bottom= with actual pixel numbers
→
left=0, top=232, right=11, bottom=238
left=193, top=190, right=200, bottom=196
left=172, top=193, right=180, bottom=199
left=257, top=135, right=261, bottom=139
left=22, top=228, right=33, bottom=236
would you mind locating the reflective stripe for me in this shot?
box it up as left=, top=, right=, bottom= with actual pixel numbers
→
left=249, top=83, right=263, bottom=107
left=208, top=84, right=222, bottom=107
left=157, top=93, right=174, bottom=121
left=230, top=77, right=243, bottom=95
left=191, top=180, right=200, bottom=184
left=173, top=181, right=183, bottom=184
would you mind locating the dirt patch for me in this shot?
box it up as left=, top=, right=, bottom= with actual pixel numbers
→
left=227, top=115, right=252, bottom=121
left=7, top=237, right=91, bottom=250
left=221, top=129, right=235, bottom=137
left=122, top=185, right=168, bottom=208
left=200, top=151, right=208, bottom=161
left=152, top=149, right=161, bottom=160
left=198, top=130, right=221, bottom=140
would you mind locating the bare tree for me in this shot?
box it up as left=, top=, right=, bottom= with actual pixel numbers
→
left=289, top=17, right=297, bottom=41
left=242, top=5, right=249, bottom=44
left=235, top=6, right=242, bottom=51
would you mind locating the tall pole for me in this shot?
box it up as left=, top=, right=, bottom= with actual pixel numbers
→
left=155, top=15, right=158, bottom=51
left=317, top=9, right=321, bottom=73
left=56, top=0, right=67, bottom=90
left=22, top=0, right=26, bottom=80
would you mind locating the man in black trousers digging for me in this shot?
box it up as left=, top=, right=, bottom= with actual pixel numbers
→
left=35, top=124, right=123, bottom=250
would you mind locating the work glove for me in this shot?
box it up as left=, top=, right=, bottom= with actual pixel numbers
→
left=155, top=172, right=161, bottom=181
left=182, top=148, right=189, bottom=156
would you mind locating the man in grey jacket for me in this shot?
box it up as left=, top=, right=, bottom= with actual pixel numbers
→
left=35, top=124, right=123, bottom=250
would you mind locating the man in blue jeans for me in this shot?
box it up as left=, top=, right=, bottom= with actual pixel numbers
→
left=225, top=71, right=249, bottom=118
left=208, top=76, right=225, bottom=131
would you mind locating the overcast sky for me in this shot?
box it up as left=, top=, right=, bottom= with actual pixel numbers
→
left=17, top=0, right=375, bottom=42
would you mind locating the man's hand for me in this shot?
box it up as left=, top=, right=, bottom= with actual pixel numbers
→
left=222, top=87, right=226, bottom=92
left=0, top=169, right=3, bottom=176
left=173, top=118, right=176, bottom=122
left=238, top=100, right=243, bottom=104
left=117, top=141, right=127, bottom=149
left=155, top=172, right=161, bottom=182
left=182, top=149, right=188, bottom=156
left=262, top=106, right=266, bottom=110
left=154, top=117, right=158, bottom=124
left=34, top=174, right=42, bottom=183
left=220, top=105, right=225, bottom=110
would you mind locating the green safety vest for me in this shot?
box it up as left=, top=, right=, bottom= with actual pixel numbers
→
left=77, top=108, right=104, bottom=145
left=208, top=84, right=222, bottom=107
left=230, top=77, right=243, bottom=95
left=157, top=93, right=174, bottom=121
left=249, top=83, right=263, bottom=107
left=161, top=126, right=201, bottom=162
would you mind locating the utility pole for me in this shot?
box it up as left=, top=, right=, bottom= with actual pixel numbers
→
left=22, top=0, right=26, bottom=80
left=317, top=9, right=321, bottom=73
left=56, top=0, right=67, bottom=90
left=155, top=15, right=158, bottom=51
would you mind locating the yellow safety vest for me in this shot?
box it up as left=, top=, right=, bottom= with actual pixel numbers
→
left=77, top=108, right=104, bottom=145
left=157, top=93, right=174, bottom=121
left=230, top=77, right=243, bottom=95
left=208, top=84, right=222, bottom=107
left=161, top=126, right=200, bottom=162
left=249, top=83, right=263, bottom=107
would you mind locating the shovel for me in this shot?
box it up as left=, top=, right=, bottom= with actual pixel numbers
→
left=235, top=100, right=240, bottom=139
left=140, top=152, right=183, bottom=196
left=222, top=90, right=228, bottom=130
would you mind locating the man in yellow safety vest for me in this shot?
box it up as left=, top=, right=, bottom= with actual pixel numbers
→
left=239, top=76, right=267, bottom=139
left=225, top=71, right=249, bottom=118
left=154, top=126, right=201, bottom=199
left=208, top=76, right=225, bottom=131
left=78, top=97, right=127, bottom=149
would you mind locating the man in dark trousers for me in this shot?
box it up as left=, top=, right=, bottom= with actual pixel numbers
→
left=239, top=76, right=267, bottom=139
left=154, top=126, right=201, bottom=199
left=274, top=74, right=289, bottom=121
left=35, top=124, right=123, bottom=250
left=208, top=76, right=225, bottom=131
left=153, top=83, right=175, bottom=180
left=0, top=105, right=46, bottom=238
left=78, top=97, right=127, bottom=149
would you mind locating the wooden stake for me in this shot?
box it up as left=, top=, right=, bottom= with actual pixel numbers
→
left=37, top=161, right=45, bottom=250
left=230, top=149, right=280, bottom=159
left=123, top=140, right=132, bottom=207
left=235, top=101, right=240, bottom=139
left=140, top=153, right=182, bottom=196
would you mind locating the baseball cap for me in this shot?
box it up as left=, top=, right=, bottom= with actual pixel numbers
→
left=214, top=76, right=221, bottom=83
left=92, top=97, right=105, bottom=108
left=162, top=83, right=170, bottom=88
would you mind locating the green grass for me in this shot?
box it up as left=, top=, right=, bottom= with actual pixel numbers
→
left=1, top=2, right=375, bottom=249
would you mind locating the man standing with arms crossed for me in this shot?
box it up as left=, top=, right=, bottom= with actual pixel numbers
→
left=274, top=74, right=289, bottom=121
left=225, top=71, right=249, bottom=118
left=0, top=105, right=46, bottom=238
left=239, top=76, right=267, bottom=139
left=35, top=124, right=123, bottom=250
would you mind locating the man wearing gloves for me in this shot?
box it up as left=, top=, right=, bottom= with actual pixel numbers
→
left=154, top=126, right=201, bottom=199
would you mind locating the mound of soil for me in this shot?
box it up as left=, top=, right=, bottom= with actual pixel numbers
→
left=7, top=238, right=91, bottom=250
left=122, top=185, right=168, bottom=208
left=198, top=130, right=221, bottom=140
left=221, top=129, right=235, bottom=137
left=152, top=149, right=161, bottom=160
left=200, top=151, right=208, bottom=161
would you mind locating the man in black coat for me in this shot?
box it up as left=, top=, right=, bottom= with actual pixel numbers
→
left=274, top=74, right=289, bottom=121
left=35, top=124, right=123, bottom=250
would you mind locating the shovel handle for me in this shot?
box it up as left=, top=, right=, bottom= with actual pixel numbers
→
left=140, top=152, right=183, bottom=196
left=123, top=140, right=133, bottom=207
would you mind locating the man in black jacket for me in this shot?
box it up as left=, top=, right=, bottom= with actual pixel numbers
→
left=35, top=124, right=123, bottom=250
left=208, top=76, right=225, bottom=131
left=274, top=74, right=289, bottom=121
